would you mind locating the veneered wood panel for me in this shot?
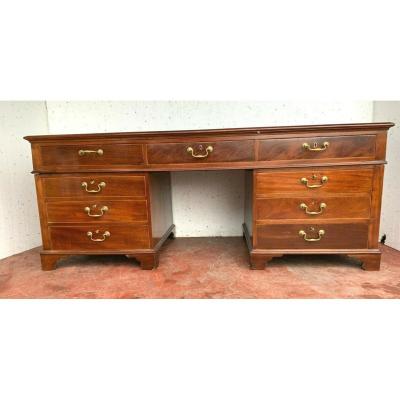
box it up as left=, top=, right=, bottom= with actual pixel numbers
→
left=368, top=165, right=385, bottom=248
left=244, top=170, right=254, bottom=234
left=34, top=174, right=51, bottom=249
left=256, top=195, right=371, bottom=220
left=258, top=135, right=376, bottom=162
left=256, top=222, right=369, bottom=249
left=24, top=122, right=395, bottom=143
left=148, top=172, right=174, bottom=245
left=46, top=199, right=148, bottom=223
left=36, top=143, right=144, bottom=170
left=41, top=174, right=146, bottom=198
left=49, top=224, right=151, bottom=250
left=147, top=140, right=255, bottom=164
left=256, top=168, right=374, bottom=196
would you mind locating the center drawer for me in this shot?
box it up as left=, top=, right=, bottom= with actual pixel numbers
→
left=147, top=140, right=255, bottom=164
left=40, top=174, right=147, bottom=198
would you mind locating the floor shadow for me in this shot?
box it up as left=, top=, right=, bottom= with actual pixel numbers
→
left=267, top=254, right=362, bottom=269
left=56, top=254, right=141, bottom=269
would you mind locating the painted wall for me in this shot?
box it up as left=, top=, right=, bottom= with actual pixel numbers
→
left=46, top=101, right=373, bottom=237
left=373, top=101, right=400, bottom=250
left=0, top=102, right=49, bottom=259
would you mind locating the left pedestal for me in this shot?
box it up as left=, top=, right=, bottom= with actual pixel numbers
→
left=34, top=172, right=174, bottom=271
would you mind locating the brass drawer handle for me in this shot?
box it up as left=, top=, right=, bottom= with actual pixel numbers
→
left=87, top=230, right=110, bottom=242
left=299, top=229, right=325, bottom=242
left=78, top=149, right=104, bottom=156
left=187, top=145, right=213, bottom=158
left=81, top=181, right=106, bottom=193
left=84, top=205, right=109, bottom=217
left=300, top=176, right=328, bottom=188
left=300, top=202, right=327, bottom=215
left=302, top=141, right=329, bottom=151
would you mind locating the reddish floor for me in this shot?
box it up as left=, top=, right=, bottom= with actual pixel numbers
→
left=1, top=237, right=400, bottom=298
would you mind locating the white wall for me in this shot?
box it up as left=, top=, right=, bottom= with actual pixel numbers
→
left=0, top=101, right=375, bottom=259
left=373, top=101, right=400, bottom=250
left=0, top=101, right=49, bottom=259
left=46, top=101, right=373, bottom=237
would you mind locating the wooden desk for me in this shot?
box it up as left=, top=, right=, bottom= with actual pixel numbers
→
left=25, top=122, right=394, bottom=271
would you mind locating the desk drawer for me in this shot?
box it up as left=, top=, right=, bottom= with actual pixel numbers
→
left=258, top=135, right=376, bottom=162
left=255, top=167, right=373, bottom=196
left=147, top=140, right=254, bottom=164
left=49, top=224, right=151, bottom=250
left=36, top=143, right=144, bottom=170
left=256, top=195, right=371, bottom=220
left=40, top=174, right=146, bottom=198
left=256, top=222, right=369, bottom=249
left=46, top=199, right=148, bottom=223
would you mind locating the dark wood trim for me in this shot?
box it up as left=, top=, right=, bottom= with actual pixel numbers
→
left=34, top=175, right=51, bottom=249
left=249, top=254, right=283, bottom=270
left=375, top=132, right=388, bottom=161
left=244, top=224, right=284, bottom=269
left=126, top=253, right=159, bottom=270
left=248, top=251, right=382, bottom=271
left=242, top=223, right=252, bottom=251
left=348, top=253, right=382, bottom=271
left=250, top=248, right=381, bottom=255
left=29, top=160, right=387, bottom=174
left=24, top=122, right=394, bottom=142
left=40, top=254, right=67, bottom=271
left=41, top=249, right=156, bottom=255
left=153, top=224, right=175, bottom=252
left=368, top=165, right=384, bottom=249
left=39, top=224, right=175, bottom=270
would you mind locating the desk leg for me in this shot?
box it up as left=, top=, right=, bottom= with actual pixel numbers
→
left=250, top=254, right=283, bottom=270
left=40, top=254, right=64, bottom=271
left=349, top=253, right=381, bottom=271
left=126, top=254, right=159, bottom=270
left=250, top=254, right=268, bottom=270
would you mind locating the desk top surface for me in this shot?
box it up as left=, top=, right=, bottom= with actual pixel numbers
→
left=25, top=122, right=394, bottom=142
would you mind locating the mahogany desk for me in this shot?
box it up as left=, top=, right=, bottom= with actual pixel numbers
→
left=25, top=122, right=394, bottom=271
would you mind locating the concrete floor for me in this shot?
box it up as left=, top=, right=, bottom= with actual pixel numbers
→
left=1, top=237, right=400, bottom=298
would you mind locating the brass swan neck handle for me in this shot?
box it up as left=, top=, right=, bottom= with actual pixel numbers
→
left=187, top=145, right=213, bottom=158
left=302, top=142, right=329, bottom=152
left=299, top=229, right=325, bottom=242
left=84, top=205, right=109, bottom=217
left=78, top=149, right=103, bottom=156
left=300, top=176, right=328, bottom=189
left=87, top=230, right=110, bottom=242
left=300, top=202, right=327, bottom=215
left=81, top=181, right=106, bottom=193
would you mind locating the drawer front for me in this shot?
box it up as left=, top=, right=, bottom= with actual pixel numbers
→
left=258, top=135, right=376, bottom=162
left=41, top=174, right=146, bottom=198
left=256, top=222, right=369, bottom=249
left=256, top=168, right=373, bottom=196
left=46, top=200, right=148, bottom=223
left=49, top=224, right=151, bottom=250
left=36, top=143, right=144, bottom=170
left=147, top=140, right=254, bottom=164
left=256, top=195, right=371, bottom=220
